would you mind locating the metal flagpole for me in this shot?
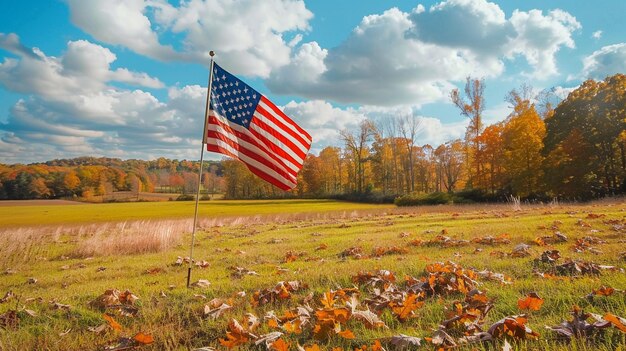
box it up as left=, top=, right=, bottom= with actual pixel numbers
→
left=187, top=51, right=215, bottom=288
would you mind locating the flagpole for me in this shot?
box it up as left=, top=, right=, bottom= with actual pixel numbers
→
left=187, top=51, right=215, bottom=288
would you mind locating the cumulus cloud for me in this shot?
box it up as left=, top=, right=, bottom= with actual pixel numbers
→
left=0, top=33, right=40, bottom=59
left=66, top=0, right=182, bottom=61
left=67, top=0, right=313, bottom=77
left=0, top=36, right=205, bottom=162
left=581, top=43, right=626, bottom=80
left=280, top=101, right=470, bottom=153
left=281, top=100, right=365, bottom=153
left=267, top=1, right=580, bottom=106
left=508, top=9, right=581, bottom=78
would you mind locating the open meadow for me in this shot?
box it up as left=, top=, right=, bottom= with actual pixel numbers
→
left=1, top=199, right=626, bottom=350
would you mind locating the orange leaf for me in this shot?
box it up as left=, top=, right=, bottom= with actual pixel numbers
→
left=103, top=314, right=122, bottom=331
left=133, top=332, right=154, bottom=345
left=278, top=285, right=291, bottom=299
left=283, top=319, right=302, bottom=334
left=338, top=329, right=355, bottom=339
left=392, top=293, right=423, bottom=321
left=219, top=319, right=251, bottom=348
left=321, top=291, right=337, bottom=309
left=517, top=292, right=544, bottom=311
left=604, top=313, right=626, bottom=333
left=593, top=286, right=615, bottom=296
left=271, top=338, right=289, bottom=351
left=316, top=308, right=351, bottom=323
left=304, top=345, right=322, bottom=351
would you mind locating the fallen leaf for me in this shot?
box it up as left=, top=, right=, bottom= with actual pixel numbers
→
left=386, top=334, right=422, bottom=350
left=103, top=314, right=122, bottom=331
left=191, top=280, right=211, bottom=288
left=133, top=332, right=154, bottom=345
left=604, top=313, right=626, bottom=333
left=517, top=292, right=544, bottom=311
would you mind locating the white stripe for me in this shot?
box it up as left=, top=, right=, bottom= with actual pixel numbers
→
left=209, top=111, right=300, bottom=174
left=258, top=99, right=312, bottom=143
left=207, top=123, right=298, bottom=181
left=250, top=112, right=306, bottom=165
left=206, top=137, right=297, bottom=189
left=256, top=101, right=310, bottom=154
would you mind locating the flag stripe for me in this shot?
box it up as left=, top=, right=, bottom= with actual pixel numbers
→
left=206, top=138, right=296, bottom=191
left=207, top=116, right=298, bottom=180
left=258, top=97, right=311, bottom=147
left=208, top=113, right=300, bottom=175
left=206, top=134, right=296, bottom=187
left=249, top=116, right=306, bottom=166
left=253, top=104, right=309, bottom=157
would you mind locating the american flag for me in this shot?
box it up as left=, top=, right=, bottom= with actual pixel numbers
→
left=205, top=63, right=312, bottom=191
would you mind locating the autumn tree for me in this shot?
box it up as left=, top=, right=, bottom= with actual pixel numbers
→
left=318, top=146, right=343, bottom=194
left=28, top=177, right=51, bottom=198
left=301, top=154, right=324, bottom=196
left=398, top=115, right=421, bottom=192
left=451, top=77, right=486, bottom=188
left=544, top=74, right=626, bottom=196
left=434, top=140, right=465, bottom=193
left=477, top=123, right=505, bottom=193
left=501, top=90, right=546, bottom=197
left=63, top=171, right=81, bottom=196
left=340, top=120, right=377, bottom=193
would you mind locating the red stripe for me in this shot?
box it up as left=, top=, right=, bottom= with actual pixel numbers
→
left=250, top=115, right=307, bottom=164
left=260, top=96, right=312, bottom=142
left=206, top=143, right=292, bottom=191
left=208, top=114, right=298, bottom=177
left=256, top=104, right=310, bottom=155
left=206, top=129, right=296, bottom=183
left=256, top=101, right=311, bottom=151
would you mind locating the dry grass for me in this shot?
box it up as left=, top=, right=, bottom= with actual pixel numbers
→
left=71, top=220, right=191, bottom=257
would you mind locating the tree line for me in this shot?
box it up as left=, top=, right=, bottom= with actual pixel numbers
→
left=0, top=157, right=224, bottom=201
left=225, top=73, right=626, bottom=202
left=1, top=74, right=624, bottom=203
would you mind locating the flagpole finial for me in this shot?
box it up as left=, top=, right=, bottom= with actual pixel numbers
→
left=209, top=50, right=215, bottom=57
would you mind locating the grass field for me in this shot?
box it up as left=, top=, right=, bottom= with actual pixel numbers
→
left=1, top=199, right=626, bottom=350
left=0, top=199, right=392, bottom=227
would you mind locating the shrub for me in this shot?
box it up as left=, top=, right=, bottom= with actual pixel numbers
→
left=394, top=192, right=453, bottom=206
left=176, top=194, right=195, bottom=201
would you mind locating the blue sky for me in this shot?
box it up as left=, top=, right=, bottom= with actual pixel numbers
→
left=1, top=0, right=625, bottom=163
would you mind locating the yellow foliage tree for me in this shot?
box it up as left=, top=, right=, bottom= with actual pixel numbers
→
left=501, top=97, right=546, bottom=197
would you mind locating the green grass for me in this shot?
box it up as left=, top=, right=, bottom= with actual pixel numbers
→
left=0, top=199, right=393, bottom=227
left=1, top=200, right=626, bottom=350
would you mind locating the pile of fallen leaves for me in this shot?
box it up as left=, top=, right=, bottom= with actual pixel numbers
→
left=208, top=255, right=626, bottom=350
left=87, top=289, right=154, bottom=350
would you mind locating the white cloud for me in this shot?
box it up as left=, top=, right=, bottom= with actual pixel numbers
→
left=581, top=43, right=626, bottom=79
left=66, top=0, right=182, bottom=61
left=66, top=0, right=313, bottom=77
left=552, top=85, right=577, bottom=100
left=0, top=36, right=205, bottom=162
left=282, top=100, right=365, bottom=153
left=0, top=33, right=40, bottom=59
left=592, top=30, right=603, bottom=39
left=508, top=9, right=581, bottom=78
left=267, top=1, right=580, bottom=106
